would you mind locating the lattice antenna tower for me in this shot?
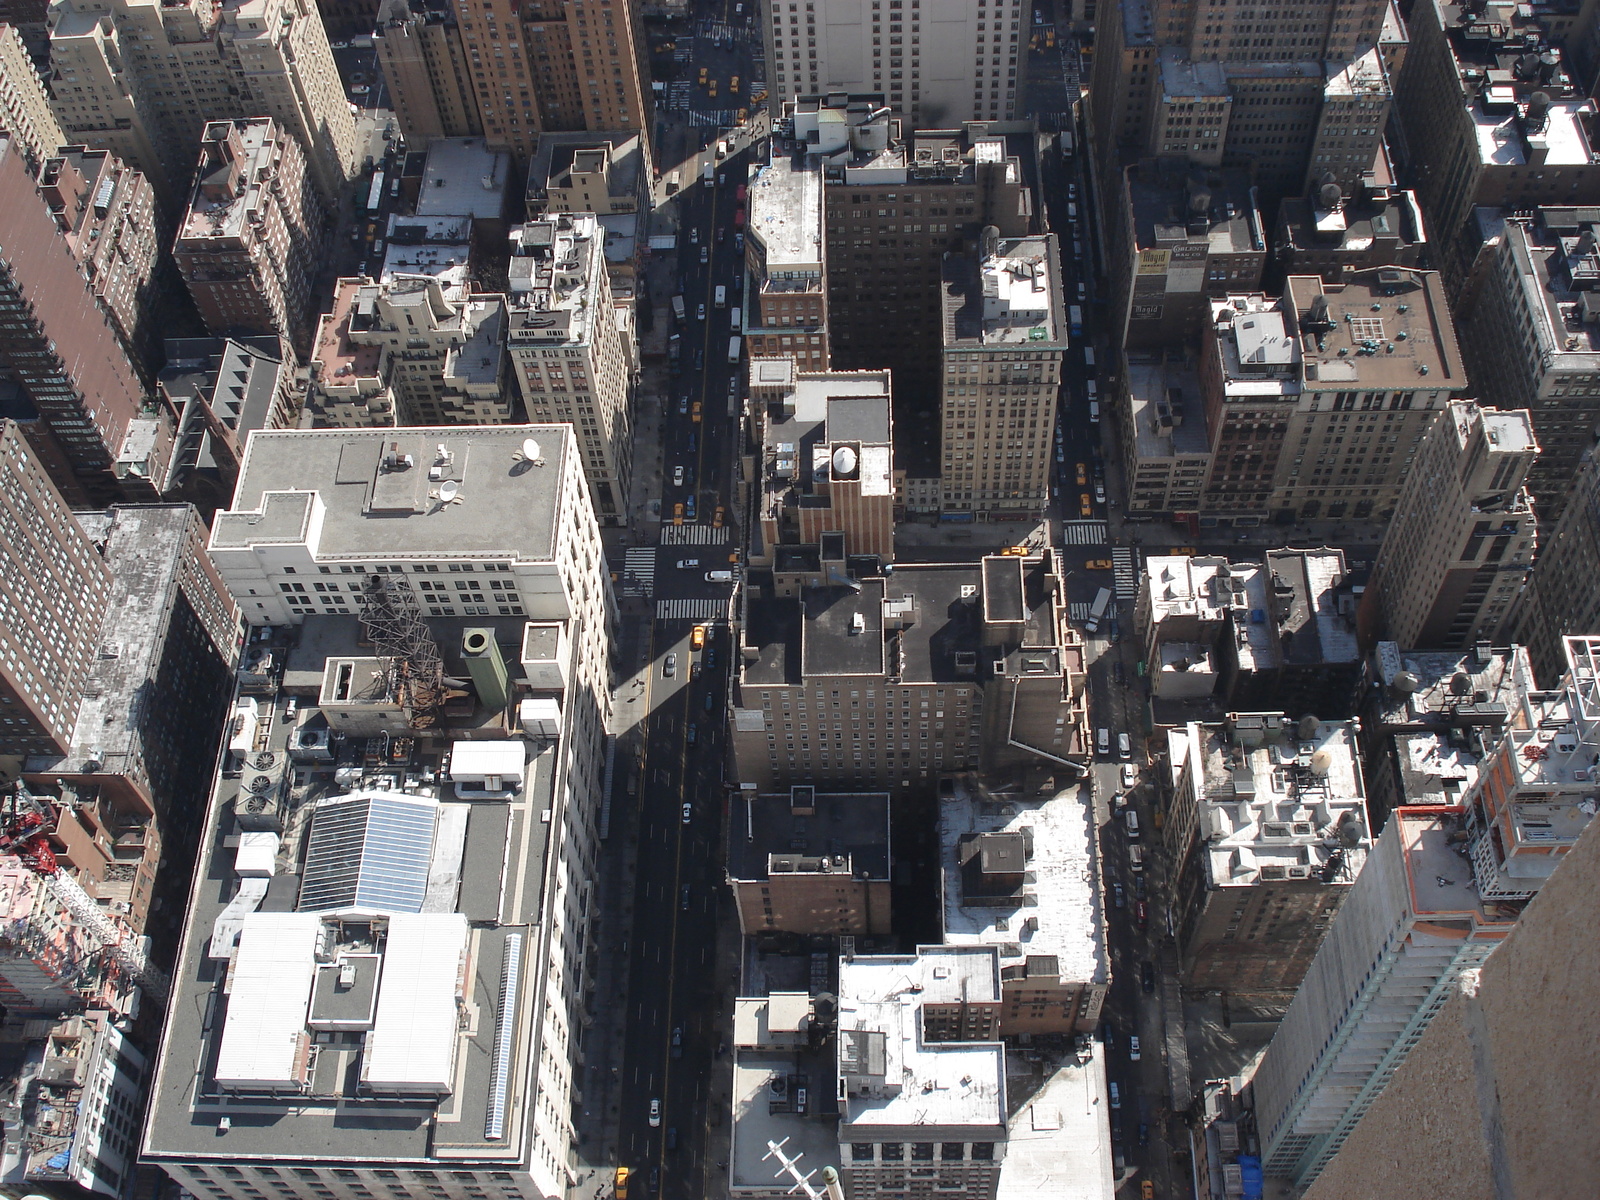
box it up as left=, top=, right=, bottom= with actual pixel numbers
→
left=359, top=574, right=445, bottom=728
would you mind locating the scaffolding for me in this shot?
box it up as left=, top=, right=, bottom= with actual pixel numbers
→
left=359, top=574, right=446, bottom=729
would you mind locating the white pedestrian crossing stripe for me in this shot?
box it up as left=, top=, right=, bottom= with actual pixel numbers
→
left=620, top=548, right=656, bottom=597
left=1069, top=601, right=1091, bottom=622
left=660, top=526, right=730, bottom=545
left=1112, top=546, right=1138, bottom=600
left=656, top=598, right=729, bottom=621
left=1062, top=520, right=1108, bottom=546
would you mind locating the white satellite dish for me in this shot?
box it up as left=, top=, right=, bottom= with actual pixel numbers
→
left=832, top=445, right=858, bottom=477
left=521, top=437, right=540, bottom=461
left=439, top=480, right=461, bottom=502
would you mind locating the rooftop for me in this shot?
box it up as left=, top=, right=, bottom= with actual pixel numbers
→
left=178, top=120, right=284, bottom=245
left=760, top=371, right=893, bottom=525
left=311, top=279, right=384, bottom=386
left=1172, top=714, right=1371, bottom=888
left=1369, top=640, right=1532, bottom=731
left=526, top=130, right=644, bottom=210
left=837, top=948, right=1007, bottom=1135
left=1277, top=184, right=1428, bottom=261
left=940, top=779, right=1107, bottom=989
left=506, top=213, right=606, bottom=347
left=416, top=138, right=511, bottom=220
left=381, top=214, right=472, bottom=283
left=1283, top=267, right=1466, bottom=391
left=1501, top=211, right=1600, bottom=362
left=996, top=1049, right=1116, bottom=1200
left=1209, top=296, right=1302, bottom=401
left=1126, top=361, right=1211, bottom=462
left=728, top=788, right=891, bottom=883
left=1264, top=548, right=1360, bottom=669
left=1398, top=806, right=1521, bottom=926
left=145, top=628, right=568, bottom=1161
left=748, top=151, right=823, bottom=270
left=210, top=426, right=571, bottom=563
left=943, top=235, right=1067, bottom=350
left=1127, top=163, right=1264, bottom=259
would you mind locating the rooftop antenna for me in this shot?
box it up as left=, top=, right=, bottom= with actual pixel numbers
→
left=359, top=574, right=446, bottom=729
left=763, top=1138, right=842, bottom=1200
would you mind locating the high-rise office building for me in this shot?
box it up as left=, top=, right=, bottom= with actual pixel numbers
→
left=1361, top=401, right=1538, bottom=650
left=38, top=144, right=163, bottom=376
left=938, top=229, right=1066, bottom=518
left=1396, top=0, right=1600, bottom=287
left=1457, top=208, right=1600, bottom=528
left=0, top=420, right=114, bottom=758
left=749, top=366, right=895, bottom=564
left=763, top=0, right=1027, bottom=128
left=442, top=0, right=650, bottom=158
left=1089, top=0, right=1391, bottom=210
left=1175, top=267, right=1464, bottom=525
left=0, top=21, right=67, bottom=170
left=174, top=119, right=324, bottom=343
left=1163, top=713, right=1370, bottom=995
left=1510, top=450, right=1600, bottom=686
left=46, top=0, right=357, bottom=205
left=1299, top=812, right=1600, bottom=1200
left=745, top=138, right=829, bottom=369
left=836, top=946, right=1008, bottom=1200
left=506, top=213, right=635, bottom=525
left=1252, top=633, right=1600, bottom=1189
left=312, top=274, right=511, bottom=426
left=1274, top=175, right=1427, bottom=285
left=144, top=423, right=615, bottom=1200
left=0, top=133, right=165, bottom=506
left=1105, top=161, right=1264, bottom=354
left=372, top=0, right=482, bottom=145
left=730, top=549, right=1089, bottom=791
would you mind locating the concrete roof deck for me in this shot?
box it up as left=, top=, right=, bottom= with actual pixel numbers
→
left=1127, top=361, right=1212, bottom=461
left=312, top=279, right=383, bottom=384
left=943, top=235, right=1067, bottom=350
left=416, top=138, right=510, bottom=219
left=1129, top=164, right=1262, bottom=258
left=211, top=426, right=569, bottom=563
left=748, top=152, right=823, bottom=269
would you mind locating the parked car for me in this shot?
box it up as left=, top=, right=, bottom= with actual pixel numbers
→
left=1112, top=883, right=1125, bottom=909
left=1135, top=900, right=1148, bottom=929
left=1141, top=961, right=1156, bottom=993
left=1121, top=763, right=1138, bottom=789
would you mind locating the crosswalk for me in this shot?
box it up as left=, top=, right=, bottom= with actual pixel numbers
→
left=1061, top=520, right=1108, bottom=546
left=656, top=597, right=730, bottom=622
left=687, top=108, right=745, bottom=127
left=1069, top=601, right=1091, bottom=623
left=1112, top=546, right=1139, bottom=600
left=695, top=18, right=737, bottom=44
left=660, top=525, right=730, bottom=545
left=619, top=548, right=656, bottom=598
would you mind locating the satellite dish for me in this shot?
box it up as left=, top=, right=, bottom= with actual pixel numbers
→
left=439, top=480, right=460, bottom=502
left=832, top=445, right=858, bottom=478
left=521, top=437, right=540, bottom=460
left=1392, top=670, right=1420, bottom=694
left=1310, top=748, right=1335, bottom=776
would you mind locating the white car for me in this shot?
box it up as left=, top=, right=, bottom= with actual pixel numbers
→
left=1121, top=763, right=1138, bottom=789
left=673, top=465, right=684, bottom=486
left=1129, top=1035, right=1141, bottom=1062
left=649, top=1098, right=661, bottom=1127
left=681, top=802, right=693, bottom=824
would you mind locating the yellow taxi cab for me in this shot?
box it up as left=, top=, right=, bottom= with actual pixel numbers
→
left=1170, top=545, right=1197, bottom=556
left=1075, top=462, right=1087, bottom=486
left=1000, top=544, right=1029, bottom=556
left=1080, top=493, right=1093, bottom=518
left=614, top=1168, right=630, bottom=1199
left=709, top=80, right=718, bottom=98
left=730, top=75, right=741, bottom=92
left=737, top=107, right=749, bottom=123
left=1140, top=1181, right=1154, bottom=1200
left=692, top=400, right=702, bottom=422
left=1086, top=558, right=1114, bottom=570
left=691, top=625, right=706, bottom=650
left=713, top=505, right=725, bottom=528
left=697, top=67, right=708, bottom=86
left=673, top=502, right=684, bottom=525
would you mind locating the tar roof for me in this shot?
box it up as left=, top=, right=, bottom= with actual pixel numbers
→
left=728, top=789, right=891, bottom=882
left=212, top=426, right=571, bottom=562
